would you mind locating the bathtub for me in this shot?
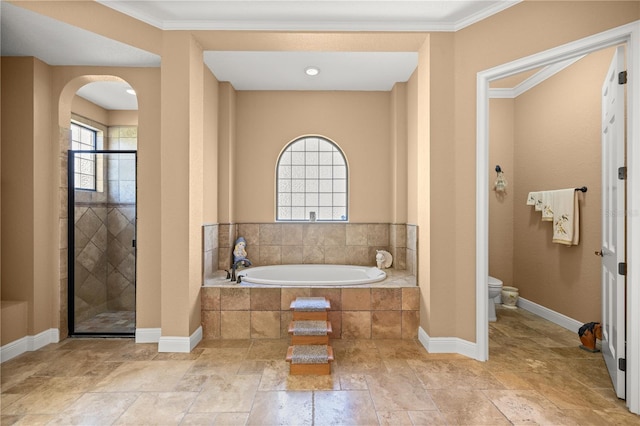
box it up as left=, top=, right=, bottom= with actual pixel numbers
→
left=236, top=264, right=386, bottom=286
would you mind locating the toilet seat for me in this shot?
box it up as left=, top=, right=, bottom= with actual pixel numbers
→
left=488, top=276, right=503, bottom=288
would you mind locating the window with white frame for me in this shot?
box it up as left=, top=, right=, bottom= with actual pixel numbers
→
left=276, top=136, right=348, bottom=221
left=71, top=122, right=97, bottom=191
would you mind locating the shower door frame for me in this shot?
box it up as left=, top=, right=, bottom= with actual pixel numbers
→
left=67, top=149, right=138, bottom=337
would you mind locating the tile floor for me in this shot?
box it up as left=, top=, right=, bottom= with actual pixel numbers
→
left=2, top=305, right=639, bottom=425
left=74, top=311, right=136, bottom=334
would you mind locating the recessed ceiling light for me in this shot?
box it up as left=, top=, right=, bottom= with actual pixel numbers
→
left=126, top=88, right=136, bottom=95
left=305, top=67, right=320, bottom=77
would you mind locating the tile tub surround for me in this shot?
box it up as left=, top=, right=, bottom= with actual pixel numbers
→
left=214, top=223, right=416, bottom=272
left=201, top=278, right=420, bottom=340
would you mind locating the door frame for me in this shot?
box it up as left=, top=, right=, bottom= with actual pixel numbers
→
left=475, top=21, right=640, bottom=413
left=67, top=149, right=138, bottom=337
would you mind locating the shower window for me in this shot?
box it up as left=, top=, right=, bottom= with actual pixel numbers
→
left=71, top=122, right=98, bottom=191
left=276, top=136, right=348, bottom=221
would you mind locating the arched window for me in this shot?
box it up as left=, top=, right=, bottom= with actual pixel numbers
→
left=276, top=136, right=348, bottom=221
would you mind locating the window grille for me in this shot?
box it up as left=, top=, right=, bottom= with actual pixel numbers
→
left=71, top=122, right=97, bottom=191
left=276, top=136, right=348, bottom=221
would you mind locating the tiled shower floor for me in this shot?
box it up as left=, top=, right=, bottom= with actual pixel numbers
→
left=74, top=311, right=135, bottom=334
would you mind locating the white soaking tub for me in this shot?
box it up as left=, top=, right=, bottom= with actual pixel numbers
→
left=236, top=264, right=386, bottom=286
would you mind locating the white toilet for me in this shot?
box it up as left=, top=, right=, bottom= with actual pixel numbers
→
left=488, top=276, right=503, bottom=322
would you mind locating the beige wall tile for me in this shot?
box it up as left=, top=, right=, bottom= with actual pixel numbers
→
left=221, top=311, right=250, bottom=339
left=342, top=289, right=371, bottom=311
left=342, top=311, right=371, bottom=339
left=259, top=224, right=282, bottom=245
left=311, top=288, right=342, bottom=311
left=372, top=288, right=402, bottom=310
left=218, top=223, right=235, bottom=248
left=407, top=225, right=417, bottom=251
left=302, top=224, right=324, bottom=246
left=402, top=311, right=420, bottom=339
left=202, top=311, right=220, bottom=339
left=324, top=246, right=346, bottom=264
left=303, top=246, right=324, bottom=264
left=324, top=224, right=346, bottom=246
left=346, top=224, right=368, bottom=246
left=250, top=288, right=281, bottom=311
left=237, top=223, right=259, bottom=247
left=200, top=287, right=220, bottom=311
left=402, top=288, right=420, bottom=311
left=250, top=311, right=281, bottom=339
left=280, top=288, right=311, bottom=310
left=258, top=245, right=282, bottom=266
left=221, top=288, right=250, bottom=310
left=280, top=311, right=293, bottom=338
left=367, top=224, right=389, bottom=246
left=328, top=310, right=342, bottom=339
left=281, top=224, right=303, bottom=245
left=281, top=246, right=303, bottom=264
left=345, top=246, right=369, bottom=266
left=372, top=311, right=402, bottom=339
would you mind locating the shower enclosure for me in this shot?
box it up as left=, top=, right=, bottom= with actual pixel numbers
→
left=68, top=150, right=137, bottom=336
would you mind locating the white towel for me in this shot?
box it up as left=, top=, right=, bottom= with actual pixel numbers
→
left=540, top=191, right=554, bottom=221
left=526, top=192, right=543, bottom=211
left=551, top=189, right=580, bottom=246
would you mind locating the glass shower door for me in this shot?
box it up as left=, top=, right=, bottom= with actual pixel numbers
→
left=68, top=151, right=137, bottom=336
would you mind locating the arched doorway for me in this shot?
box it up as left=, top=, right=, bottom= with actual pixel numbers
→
left=58, top=76, right=139, bottom=337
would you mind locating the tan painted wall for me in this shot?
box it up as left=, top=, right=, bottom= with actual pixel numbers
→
left=1, top=57, right=55, bottom=336
left=203, top=67, right=219, bottom=224
left=1, top=0, right=638, bottom=349
left=234, top=91, right=392, bottom=223
left=446, top=0, right=639, bottom=341
left=489, top=99, right=515, bottom=287
left=511, top=48, right=614, bottom=323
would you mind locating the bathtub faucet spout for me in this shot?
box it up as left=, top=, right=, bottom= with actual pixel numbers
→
left=230, top=259, right=252, bottom=282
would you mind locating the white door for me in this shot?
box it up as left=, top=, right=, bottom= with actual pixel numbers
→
left=601, top=45, right=626, bottom=399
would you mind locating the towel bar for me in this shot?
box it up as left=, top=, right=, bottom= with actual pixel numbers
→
left=575, top=186, right=587, bottom=192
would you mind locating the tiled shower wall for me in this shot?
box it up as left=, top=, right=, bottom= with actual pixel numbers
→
left=203, top=223, right=418, bottom=281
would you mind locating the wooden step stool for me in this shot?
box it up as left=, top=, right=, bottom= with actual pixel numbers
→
left=286, top=345, right=334, bottom=375
left=288, top=320, right=332, bottom=345
left=289, top=297, right=331, bottom=321
left=286, top=297, right=334, bottom=375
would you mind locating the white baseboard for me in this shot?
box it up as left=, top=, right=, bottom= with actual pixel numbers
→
left=418, top=327, right=479, bottom=360
left=1, top=328, right=60, bottom=363
left=135, top=328, right=162, bottom=343
left=517, top=297, right=583, bottom=333
left=158, top=326, right=202, bottom=353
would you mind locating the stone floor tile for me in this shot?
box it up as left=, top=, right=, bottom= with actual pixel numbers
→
left=246, top=391, right=313, bottom=425
left=114, top=392, right=198, bottom=425
left=189, top=374, right=260, bottom=413
left=47, top=392, right=139, bottom=425
left=366, top=371, right=436, bottom=411
left=314, top=390, right=379, bottom=426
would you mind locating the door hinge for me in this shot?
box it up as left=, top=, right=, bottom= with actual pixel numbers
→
left=619, top=71, right=628, bottom=85
left=619, top=358, right=626, bottom=371
left=618, top=167, right=627, bottom=180
left=619, top=262, right=627, bottom=276
left=132, top=239, right=136, bottom=248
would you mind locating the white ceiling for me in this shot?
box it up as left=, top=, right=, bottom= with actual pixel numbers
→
left=96, top=0, right=520, bottom=32
left=1, top=1, right=521, bottom=110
